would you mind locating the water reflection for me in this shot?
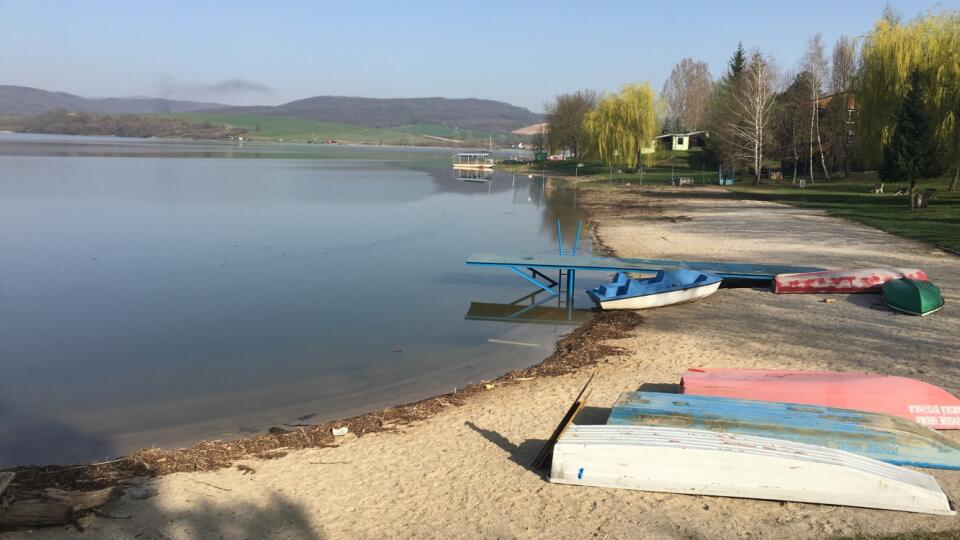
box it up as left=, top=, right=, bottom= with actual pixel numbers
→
left=0, top=134, right=592, bottom=465
left=454, top=168, right=494, bottom=183
left=465, top=289, right=593, bottom=326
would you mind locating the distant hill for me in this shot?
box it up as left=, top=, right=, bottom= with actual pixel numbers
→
left=206, top=96, right=542, bottom=132
left=0, top=85, right=228, bottom=116
left=1, top=86, right=542, bottom=134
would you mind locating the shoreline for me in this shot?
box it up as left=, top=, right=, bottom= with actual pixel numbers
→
left=2, top=311, right=642, bottom=491
left=5, top=183, right=960, bottom=537
left=0, top=129, right=524, bottom=151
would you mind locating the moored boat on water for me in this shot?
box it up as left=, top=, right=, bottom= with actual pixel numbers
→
left=773, top=268, right=928, bottom=294
left=607, top=391, right=960, bottom=469
left=585, top=269, right=721, bottom=310
left=453, top=151, right=495, bottom=170
left=882, top=277, right=945, bottom=316
left=680, top=368, right=960, bottom=429
left=550, top=424, right=955, bottom=515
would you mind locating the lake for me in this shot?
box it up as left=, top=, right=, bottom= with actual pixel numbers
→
left=0, top=134, right=602, bottom=466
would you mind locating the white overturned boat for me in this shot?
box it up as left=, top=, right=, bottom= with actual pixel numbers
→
left=550, top=425, right=955, bottom=515
left=585, top=269, right=721, bottom=310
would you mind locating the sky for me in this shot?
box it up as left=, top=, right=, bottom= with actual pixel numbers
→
left=1, top=0, right=957, bottom=113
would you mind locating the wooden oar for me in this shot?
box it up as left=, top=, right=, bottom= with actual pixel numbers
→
left=531, top=373, right=595, bottom=470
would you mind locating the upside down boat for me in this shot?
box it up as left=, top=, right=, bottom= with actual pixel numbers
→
left=773, top=268, right=928, bottom=294
left=882, top=277, right=945, bottom=316
left=551, top=424, right=954, bottom=515
left=680, top=368, right=960, bottom=429
left=607, top=391, right=960, bottom=469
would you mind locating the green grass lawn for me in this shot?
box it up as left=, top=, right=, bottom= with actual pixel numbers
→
left=509, top=149, right=720, bottom=185
left=728, top=174, right=960, bottom=253
left=160, top=112, right=518, bottom=146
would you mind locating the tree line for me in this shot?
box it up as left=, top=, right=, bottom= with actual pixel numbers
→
left=545, top=8, right=960, bottom=197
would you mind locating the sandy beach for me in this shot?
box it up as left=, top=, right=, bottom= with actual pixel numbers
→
left=6, top=185, right=960, bottom=539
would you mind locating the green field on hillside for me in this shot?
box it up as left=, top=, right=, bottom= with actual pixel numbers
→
left=162, top=112, right=519, bottom=146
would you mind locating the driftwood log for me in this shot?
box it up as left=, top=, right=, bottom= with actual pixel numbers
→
left=0, top=485, right=123, bottom=530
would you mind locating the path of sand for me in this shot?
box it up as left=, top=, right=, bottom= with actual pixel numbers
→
left=9, top=186, right=960, bottom=539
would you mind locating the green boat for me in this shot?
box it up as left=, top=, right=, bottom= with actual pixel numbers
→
left=882, top=278, right=945, bottom=316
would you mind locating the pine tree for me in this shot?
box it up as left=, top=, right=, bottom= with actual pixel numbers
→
left=704, top=43, right=749, bottom=168
left=729, top=42, right=746, bottom=79
left=880, top=69, right=943, bottom=208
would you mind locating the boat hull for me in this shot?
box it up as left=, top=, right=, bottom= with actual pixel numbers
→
left=588, top=279, right=721, bottom=310
left=681, top=368, right=960, bottom=429
left=452, top=163, right=494, bottom=170
left=774, top=268, right=928, bottom=294
left=882, top=278, right=945, bottom=316
left=608, top=391, right=960, bottom=469
left=551, top=425, right=954, bottom=515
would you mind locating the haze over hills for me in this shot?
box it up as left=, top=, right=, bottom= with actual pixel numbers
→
left=0, top=85, right=227, bottom=116
left=0, top=85, right=543, bottom=133
left=208, top=96, right=543, bottom=132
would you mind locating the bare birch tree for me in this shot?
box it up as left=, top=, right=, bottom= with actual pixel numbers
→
left=804, top=34, right=830, bottom=181
left=661, top=58, right=713, bottom=132
left=774, top=71, right=812, bottom=183
left=831, top=35, right=857, bottom=177
left=727, top=50, right=778, bottom=185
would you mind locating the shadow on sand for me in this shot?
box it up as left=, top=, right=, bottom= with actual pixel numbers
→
left=463, top=421, right=547, bottom=478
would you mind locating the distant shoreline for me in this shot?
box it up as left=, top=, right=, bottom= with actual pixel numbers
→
left=0, top=130, right=530, bottom=154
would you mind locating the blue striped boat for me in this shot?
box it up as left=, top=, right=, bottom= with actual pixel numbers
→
left=607, top=391, right=960, bottom=470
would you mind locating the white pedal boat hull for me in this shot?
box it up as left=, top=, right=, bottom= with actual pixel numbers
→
left=550, top=425, right=955, bottom=515
left=595, top=280, right=720, bottom=310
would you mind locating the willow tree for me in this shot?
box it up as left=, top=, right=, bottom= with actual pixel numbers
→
left=857, top=11, right=960, bottom=190
left=584, top=83, right=658, bottom=168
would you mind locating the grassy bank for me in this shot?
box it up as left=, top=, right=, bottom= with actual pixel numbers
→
left=506, top=150, right=960, bottom=252
left=505, top=149, right=716, bottom=185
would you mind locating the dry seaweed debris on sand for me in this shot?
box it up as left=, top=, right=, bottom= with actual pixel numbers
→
left=0, top=471, right=123, bottom=532
left=1, top=311, right=642, bottom=497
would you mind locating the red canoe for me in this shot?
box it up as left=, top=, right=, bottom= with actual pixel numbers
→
left=774, top=268, right=928, bottom=294
left=680, top=368, right=960, bottom=429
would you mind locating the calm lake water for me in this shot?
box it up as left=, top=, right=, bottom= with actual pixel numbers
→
left=0, top=134, right=602, bottom=466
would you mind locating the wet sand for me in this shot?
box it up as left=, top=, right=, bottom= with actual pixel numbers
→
left=7, top=185, right=960, bottom=539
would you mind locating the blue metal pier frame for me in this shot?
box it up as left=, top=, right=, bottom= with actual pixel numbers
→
left=466, top=252, right=825, bottom=299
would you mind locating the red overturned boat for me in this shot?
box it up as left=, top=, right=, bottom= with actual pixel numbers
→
left=774, top=268, right=928, bottom=294
left=681, top=368, right=960, bottom=429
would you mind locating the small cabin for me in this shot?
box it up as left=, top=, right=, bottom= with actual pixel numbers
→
left=654, top=131, right=708, bottom=152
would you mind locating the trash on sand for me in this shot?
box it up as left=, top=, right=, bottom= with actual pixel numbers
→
left=332, top=426, right=349, bottom=437
left=484, top=383, right=495, bottom=390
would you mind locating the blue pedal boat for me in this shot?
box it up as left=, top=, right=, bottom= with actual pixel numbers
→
left=607, top=391, right=960, bottom=470
left=586, top=269, right=722, bottom=310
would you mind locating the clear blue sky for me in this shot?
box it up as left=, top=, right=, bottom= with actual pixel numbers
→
left=1, top=0, right=956, bottom=112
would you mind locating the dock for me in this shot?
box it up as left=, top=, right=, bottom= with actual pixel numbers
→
left=466, top=252, right=824, bottom=298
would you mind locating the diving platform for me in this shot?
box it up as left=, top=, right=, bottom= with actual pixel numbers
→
left=466, top=252, right=825, bottom=298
